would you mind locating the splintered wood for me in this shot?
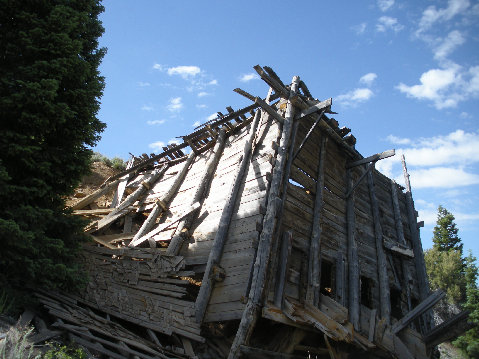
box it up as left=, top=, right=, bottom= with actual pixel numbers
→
left=39, top=65, right=465, bottom=359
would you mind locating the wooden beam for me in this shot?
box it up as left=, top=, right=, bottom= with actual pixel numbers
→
left=228, top=76, right=300, bottom=359
left=367, top=168, right=391, bottom=322
left=234, top=88, right=256, bottom=102
left=195, top=111, right=262, bottom=323
left=255, top=97, right=284, bottom=124
left=292, top=110, right=325, bottom=161
left=131, top=151, right=196, bottom=246
left=253, top=65, right=290, bottom=98
left=70, top=177, right=124, bottom=210
left=306, top=136, right=327, bottom=306
left=402, top=155, right=431, bottom=331
left=273, top=231, right=293, bottom=309
left=392, top=290, right=445, bottom=334
left=346, top=169, right=360, bottom=330
left=424, top=310, right=472, bottom=348
left=344, top=162, right=374, bottom=199
left=167, top=129, right=227, bottom=255
left=296, top=98, right=332, bottom=119
left=346, top=149, right=395, bottom=169
left=239, top=345, right=304, bottom=359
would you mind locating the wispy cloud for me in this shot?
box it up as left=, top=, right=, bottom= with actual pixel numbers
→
left=197, top=92, right=209, bottom=98
left=196, top=104, right=207, bottom=109
left=239, top=73, right=259, bottom=82
left=434, top=30, right=465, bottom=60
left=386, top=135, right=411, bottom=145
left=168, top=138, right=181, bottom=145
left=336, top=88, right=374, bottom=107
left=417, top=0, right=470, bottom=35
left=147, top=120, right=165, bottom=125
left=141, top=105, right=154, bottom=112
left=207, top=79, right=218, bottom=85
left=377, top=0, right=394, bottom=12
left=153, top=63, right=164, bottom=71
left=359, top=73, right=377, bottom=86
left=167, top=65, right=201, bottom=79
left=376, top=16, right=404, bottom=32
left=352, top=22, right=367, bottom=35
left=137, top=81, right=151, bottom=87
left=149, top=141, right=165, bottom=152
left=167, top=97, right=183, bottom=112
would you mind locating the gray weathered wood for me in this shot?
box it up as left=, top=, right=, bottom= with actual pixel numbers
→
left=296, top=98, right=332, bottom=119
left=346, top=149, right=395, bottom=169
left=71, top=177, right=124, bottom=210
left=368, top=309, right=377, bottom=342
left=255, top=97, right=284, bottom=124
left=93, top=166, right=168, bottom=232
left=402, top=155, right=431, bottom=331
left=195, top=111, right=262, bottom=323
left=273, top=231, right=293, bottom=309
left=228, top=76, right=300, bottom=359
left=424, top=310, right=471, bottom=348
left=167, top=129, right=227, bottom=255
left=335, top=252, right=345, bottom=306
left=345, top=162, right=374, bottom=199
left=111, top=157, right=134, bottom=208
left=392, top=290, right=445, bottom=334
left=367, top=168, right=391, bottom=322
left=239, top=345, right=305, bottom=359
left=292, top=110, right=325, bottom=161
left=306, top=135, right=327, bottom=306
left=346, top=169, right=360, bottom=330
left=132, top=151, right=196, bottom=246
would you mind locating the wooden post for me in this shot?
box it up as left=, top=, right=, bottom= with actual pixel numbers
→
left=71, top=177, right=124, bottom=210
left=335, top=252, right=346, bottom=307
left=194, top=111, right=262, bottom=322
left=111, top=156, right=135, bottom=208
left=391, top=180, right=412, bottom=314
left=228, top=76, right=300, bottom=359
left=346, top=169, right=360, bottom=330
left=306, top=135, right=327, bottom=307
left=273, top=231, right=293, bottom=309
left=167, top=129, right=227, bottom=255
left=92, top=166, right=168, bottom=233
left=401, top=155, right=431, bottom=331
left=367, top=167, right=391, bottom=322
left=131, top=151, right=196, bottom=246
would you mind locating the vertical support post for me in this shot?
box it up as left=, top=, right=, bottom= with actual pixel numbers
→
left=367, top=167, right=391, bottom=323
left=306, top=135, right=327, bottom=307
left=228, top=76, right=300, bottom=359
left=401, top=155, right=431, bottom=331
left=391, top=180, right=412, bottom=314
left=195, top=112, right=262, bottom=322
left=273, top=231, right=293, bottom=309
left=346, top=168, right=360, bottom=330
left=335, top=252, right=346, bottom=307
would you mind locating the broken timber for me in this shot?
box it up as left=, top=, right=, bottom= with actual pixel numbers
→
left=43, top=65, right=469, bottom=359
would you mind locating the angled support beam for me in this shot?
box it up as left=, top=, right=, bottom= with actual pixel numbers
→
left=253, top=64, right=290, bottom=98
left=344, top=162, right=374, bottom=199
left=292, top=110, right=325, bottom=161
left=424, top=310, right=472, bottom=348
left=255, top=97, right=284, bottom=124
left=234, top=88, right=256, bottom=102
left=392, top=290, right=445, bottom=334
left=346, top=149, right=395, bottom=169
left=296, top=98, right=332, bottom=119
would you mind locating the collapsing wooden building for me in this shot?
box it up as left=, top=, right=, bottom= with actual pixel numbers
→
left=38, top=65, right=470, bottom=358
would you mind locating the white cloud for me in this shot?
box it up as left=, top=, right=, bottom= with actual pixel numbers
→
left=167, top=97, right=183, bottom=112
left=396, top=66, right=458, bottom=109
left=386, top=135, right=411, bottom=145
left=239, top=73, right=259, bottom=82
left=376, top=16, right=404, bottom=32
left=207, top=79, right=218, bottom=85
left=396, top=63, right=479, bottom=109
left=359, top=73, right=377, bottom=86
left=167, top=65, right=201, bottom=79
left=407, top=167, right=479, bottom=188
left=434, top=30, right=465, bottom=60
left=196, top=104, right=207, bottom=109
left=197, top=92, right=209, bottom=98
left=147, top=120, right=165, bottom=125
left=206, top=113, right=218, bottom=122
left=459, top=111, right=470, bottom=118
left=137, top=81, right=150, bottom=87
left=352, top=22, right=367, bottom=35
left=336, top=88, right=374, bottom=106
left=153, top=63, right=164, bottom=71
left=141, top=105, right=154, bottom=112
left=149, top=141, right=165, bottom=152
left=377, top=0, right=394, bottom=12
left=193, top=121, right=201, bottom=127
left=417, top=0, right=470, bottom=34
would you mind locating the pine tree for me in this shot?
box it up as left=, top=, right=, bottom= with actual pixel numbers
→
left=432, top=205, right=462, bottom=253
left=0, top=0, right=106, bottom=296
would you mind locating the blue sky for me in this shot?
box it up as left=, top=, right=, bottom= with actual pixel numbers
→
left=95, top=0, right=479, bottom=256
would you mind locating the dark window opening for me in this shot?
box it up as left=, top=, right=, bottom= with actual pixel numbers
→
left=320, top=260, right=335, bottom=297
left=390, top=288, right=403, bottom=319
left=360, top=276, right=374, bottom=309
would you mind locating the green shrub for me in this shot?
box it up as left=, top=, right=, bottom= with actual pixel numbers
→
left=42, top=344, right=87, bottom=359
left=110, top=157, right=126, bottom=171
